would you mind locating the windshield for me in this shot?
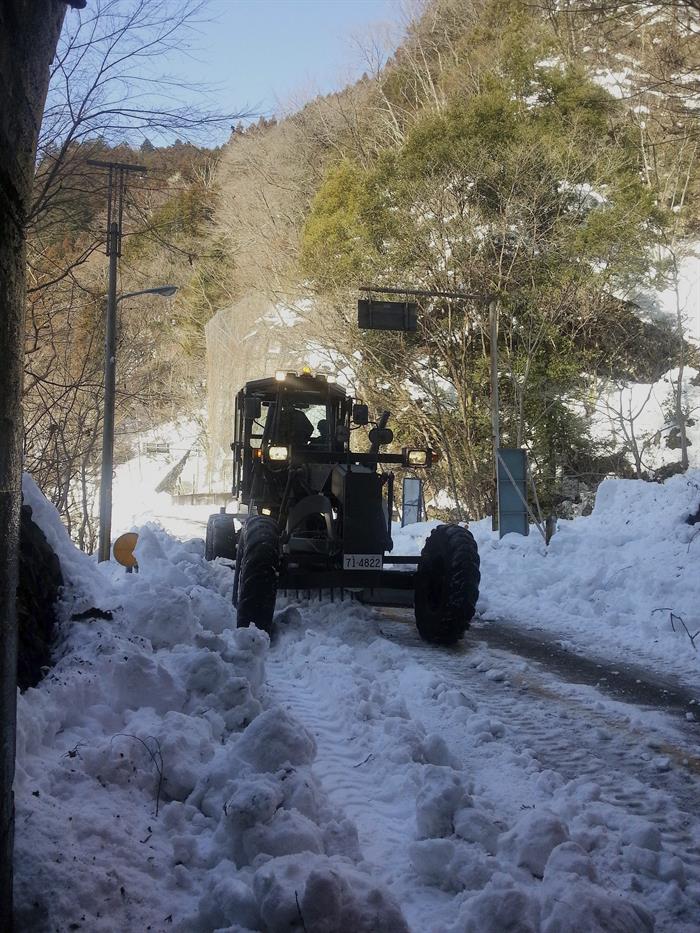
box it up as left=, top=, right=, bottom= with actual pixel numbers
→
left=260, top=398, right=332, bottom=449
left=305, top=404, right=328, bottom=439
left=249, top=405, right=269, bottom=449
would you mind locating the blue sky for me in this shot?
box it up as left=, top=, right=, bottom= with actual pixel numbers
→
left=170, top=0, right=400, bottom=136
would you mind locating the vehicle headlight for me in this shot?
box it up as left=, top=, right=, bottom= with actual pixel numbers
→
left=275, top=370, right=286, bottom=382
left=268, top=446, right=289, bottom=461
left=405, top=448, right=429, bottom=466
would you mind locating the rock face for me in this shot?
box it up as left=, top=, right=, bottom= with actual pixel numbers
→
left=1, top=5, right=68, bottom=919
left=17, top=503, right=63, bottom=690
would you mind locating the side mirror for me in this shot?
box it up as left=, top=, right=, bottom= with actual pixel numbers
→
left=368, top=426, right=394, bottom=447
left=243, top=397, right=261, bottom=420
left=352, top=403, right=369, bottom=426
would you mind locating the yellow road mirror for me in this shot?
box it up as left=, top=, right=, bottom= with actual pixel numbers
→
left=113, top=532, right=139, bottom=568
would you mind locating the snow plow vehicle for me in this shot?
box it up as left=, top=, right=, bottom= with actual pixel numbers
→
left=205, top=369, right=480, bottom=644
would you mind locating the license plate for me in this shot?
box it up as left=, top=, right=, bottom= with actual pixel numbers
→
left=343, top=554, right=382, bottom=570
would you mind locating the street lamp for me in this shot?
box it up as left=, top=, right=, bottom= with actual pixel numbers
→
left=118, top=285, right=178, bottom=301
left=97, top=284, right=178, bottom=562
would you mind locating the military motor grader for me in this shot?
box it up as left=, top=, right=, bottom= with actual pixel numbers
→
left=205, top=369, right=480, bottom=644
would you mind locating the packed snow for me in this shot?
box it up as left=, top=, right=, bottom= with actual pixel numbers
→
left=14, top=469, right=700, bottom=931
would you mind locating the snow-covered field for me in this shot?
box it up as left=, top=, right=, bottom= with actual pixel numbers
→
left=14, top=471, right=700, bottom=931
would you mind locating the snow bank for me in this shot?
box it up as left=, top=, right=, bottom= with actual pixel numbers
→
left=394, top=471, right=700, bottom=678
left=14, top=483, right=408, bottom=932
left=22, top=473, right=107, bottom=607
left=17, top=470, right=700, bottom=930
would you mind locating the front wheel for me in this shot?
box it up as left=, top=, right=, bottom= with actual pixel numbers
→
left=235, top=515, right=280, bottom=634
left=414, top=524, right=480, bottom=645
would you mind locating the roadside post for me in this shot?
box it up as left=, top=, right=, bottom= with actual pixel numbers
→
left=497, top=448, right=529, bottom=538
left=87, top=159, right=147, bottom=563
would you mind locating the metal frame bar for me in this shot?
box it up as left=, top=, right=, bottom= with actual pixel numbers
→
left=289, top=450, right=408, bottom=467
left=359, top=284, right=491, bottom=302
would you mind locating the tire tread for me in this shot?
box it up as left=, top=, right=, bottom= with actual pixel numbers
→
left=414, top=524, right=480, bottom=645
left=236, top=515, right=280, bottom=633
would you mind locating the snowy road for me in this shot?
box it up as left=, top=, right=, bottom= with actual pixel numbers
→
left=465, top=617, right=700, bottom=719
left=267, top=601, right=700, bottom=931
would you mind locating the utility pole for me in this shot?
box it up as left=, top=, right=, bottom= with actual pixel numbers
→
left=489, top=299, right=500, bottom=531
left=100, top=219, right=119, bottom=563
left=87, top=159, right=147, bottom=562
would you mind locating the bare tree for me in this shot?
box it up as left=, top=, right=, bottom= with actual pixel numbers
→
left=600, top=382, right=658, bottom=478
left=23, top=1, right=241, bottom=542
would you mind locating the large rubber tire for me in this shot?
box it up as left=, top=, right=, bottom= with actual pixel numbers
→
left=232, top=523, right=244, bottom=608
left=235, top=515, right=280, bottom=633
left=414, top=524, right=480, bottom=646
left=205, top=513, right=237, bottom=562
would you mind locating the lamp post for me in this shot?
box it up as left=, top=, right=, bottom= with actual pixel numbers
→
left=97, top=283, right=178, bottom=562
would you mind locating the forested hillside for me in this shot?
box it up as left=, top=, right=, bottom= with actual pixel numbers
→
left=28, top=0, right=700, bottom=543
left=25, top=137, right=224, bottom=548
left=210, top=0, right=700, bottom=519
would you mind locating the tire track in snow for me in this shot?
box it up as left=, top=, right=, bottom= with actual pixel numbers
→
left=382, top=620, right=700, bottom=800
left=380, top=619, right=700, bottom=830
left=377, top=616, right=700, bottom=894
left=267, top=606, right=700, bottom=932
left=266, top=660, right=416, bottom=853
left=265, top=627, right=458, bottom=931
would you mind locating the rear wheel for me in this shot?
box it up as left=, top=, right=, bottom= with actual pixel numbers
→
left=204, top=512, right=237, bottom=562
left=235, top=515, right=280, bottom=633
left=414, top=524, right=480, bottom=645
